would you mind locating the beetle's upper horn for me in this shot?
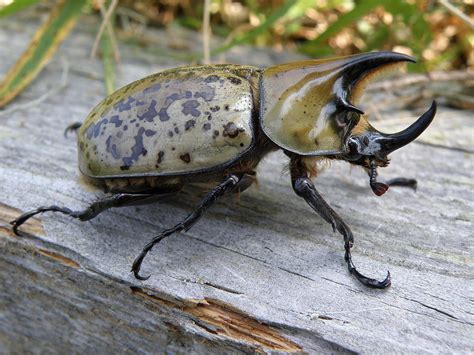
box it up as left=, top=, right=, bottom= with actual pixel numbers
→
left=377, top=101, right=437, bottom=155
left=339, top=51, right=416, bottom=103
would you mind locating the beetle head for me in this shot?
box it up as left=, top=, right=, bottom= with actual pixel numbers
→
left=344, top=102, right=436, bottom=169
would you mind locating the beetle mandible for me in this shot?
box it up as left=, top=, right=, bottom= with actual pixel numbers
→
left=11, top=52, right=436, bottom=288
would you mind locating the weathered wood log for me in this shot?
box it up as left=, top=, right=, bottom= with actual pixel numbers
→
left=0, top=13, right=472, bottom=353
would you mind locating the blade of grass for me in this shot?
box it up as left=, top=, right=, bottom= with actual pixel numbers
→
left=101, top=29, right=116, bottom=95
left=0, top=0, right=38, bottom=18
left=211, top=0, right=299, bottom=55
left=100, top=1, right=117, bottom=95
left=0, top=0, right=88, bottom=108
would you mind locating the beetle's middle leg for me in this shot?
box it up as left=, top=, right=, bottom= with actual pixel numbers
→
left=132, top=174, right=241, bottom=280
left=10, top=193, right=174, bottom=234
left=290, top=157, right=391, bottom=289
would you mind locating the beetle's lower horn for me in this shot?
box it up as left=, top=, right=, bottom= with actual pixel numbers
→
left=379, top=101, right=437, bottom=155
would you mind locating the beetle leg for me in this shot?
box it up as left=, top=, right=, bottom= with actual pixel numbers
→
left=290, top=159, right=391, bottom=289
left=368, top=161, right=417, bottom=195
left=64, top=122, right=82, bottom=138
left=132, top=174, right=241, bottom=280
left=10, top=193, right=170, bottom=234
left=386, top=177, right=417, bottom=191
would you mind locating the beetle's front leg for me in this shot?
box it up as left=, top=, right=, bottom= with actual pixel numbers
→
left=290, top=158, right=391, bottom=289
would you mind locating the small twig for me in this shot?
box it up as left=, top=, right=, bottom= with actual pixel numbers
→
left=99, top=1, right=120, bottom=63
left=90, top=0, right=119, bottom=59
left=202, top=0, right=211, bottom=64
left=0, top=57, right=69, bottom=117
left=438, top=0, right=474, bottom=29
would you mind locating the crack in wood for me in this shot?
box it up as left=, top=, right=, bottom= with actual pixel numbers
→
left=36, top=248, right=80, bottom=269
left=0, top=202, right=44, bottom=236
left=130, top=286, right=302, bottom=352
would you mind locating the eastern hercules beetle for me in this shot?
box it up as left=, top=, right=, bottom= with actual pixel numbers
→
left=12, top=52, right=436, bottom=288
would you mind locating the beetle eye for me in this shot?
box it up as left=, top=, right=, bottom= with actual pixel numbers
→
left=336, top=110, right=360, bottom=129
left=347, top=111, right=360, bottom=125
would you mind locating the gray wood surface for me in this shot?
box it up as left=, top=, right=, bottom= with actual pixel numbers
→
left=1, top=13, right=473, bottom=354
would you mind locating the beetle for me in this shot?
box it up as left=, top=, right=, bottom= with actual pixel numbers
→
left=11, top=51, right=436, bottom=288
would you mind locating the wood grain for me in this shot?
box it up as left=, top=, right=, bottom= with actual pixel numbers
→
left=0, top=13, right=472, bottom=354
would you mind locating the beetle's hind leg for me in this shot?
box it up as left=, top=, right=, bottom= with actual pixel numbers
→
left=291, top=158, right=391, bottom=289
left=10, top=193, right=170, bottom=234
left=64, top=122, right=82, bottom=138
left=132, top=174, right=241, bottom=280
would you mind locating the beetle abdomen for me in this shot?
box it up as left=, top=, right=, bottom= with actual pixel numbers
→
left=78, top=65, right=260, bottom=178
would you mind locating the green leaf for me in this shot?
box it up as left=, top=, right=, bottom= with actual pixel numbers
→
left=0, top=0, right=38, bottom=18
left=211, top=0, right=299, bottom=55
left=0, top=0, right=89, bottom=107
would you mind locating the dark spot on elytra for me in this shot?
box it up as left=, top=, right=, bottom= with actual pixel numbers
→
left=157, top=151, right=164, bottom=164
left=210, top=105, right=220, bottom=112
left=145, top=129, right=156, bottom=137
left=120, top=165, right=130, bottom=171
left=213, top=130, right=219, bottom=139
left=123, top=125, right=128, bottom=131
left=116, top=131, right=123, bottom=138
left=180, top=153, right=191, bottom=163
left=171, top=147, right=176, bottom=151
left=168, top=131, right=174, bottom=137
left=194, top=85, right=215, bottom=101
left=224, top=104, right=230, bottom=111
left=204, top=75, right=219, bottom=83
left=228, top=77, right=242, bottom=85
left=110, top=115, right=123, bottom=127
left=203, top=123, right=211, bottom=131
left=185, top=119, right=196, bottom=131
left=240, top=143, right=244, bottom=147
left=222, top=122, right=244, bottom=138
left=130, top=119, right=136, bottom=123
left=159, top=108, right=170, bottom=122
left=138, top=99, right=158, bottom=122
left=121, top=127, right=147, bottom=168
left=86, top=118, right=108, bottom=139
left=114, top=97, right=136, bottom=112
left=143, top=83, right=161, bottom=94
left=106, top=135, right=120, bottom=159
left=159, top=91, right=196, bottom=122
left=174, top=127, right=179, bottom=134
left=182, top=100, right=201, bottom=117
